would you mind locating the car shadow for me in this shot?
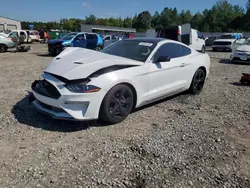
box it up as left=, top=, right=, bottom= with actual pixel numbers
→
left=36, top=54, right=53, bottom=57
left=219, top=59, right=250, bottom=65
left=230, top=82, right=250, bottom=86
left=11, top=93, right=108, bottom=133
left=131, top=91, right=188, bottom=113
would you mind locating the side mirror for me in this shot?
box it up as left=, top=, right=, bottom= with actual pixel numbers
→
left=153, top=56, right=171, bottom=63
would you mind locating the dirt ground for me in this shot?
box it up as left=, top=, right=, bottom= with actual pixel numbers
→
left=0, top=44, right=250, bottom=188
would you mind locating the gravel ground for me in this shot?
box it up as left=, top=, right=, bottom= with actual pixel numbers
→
left=0, top=44, right=250, bottom=188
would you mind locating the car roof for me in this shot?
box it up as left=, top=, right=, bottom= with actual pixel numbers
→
left=123, top=37, right=167, bottom=44
left=71, top=32, right=100, bottom=35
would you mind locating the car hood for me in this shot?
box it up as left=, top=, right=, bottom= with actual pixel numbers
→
left=47, top=39, right=64, bottom=44
left=44, top=47, right=143, bottom=80
left=214, top=39, right=236, bottom=42
left=236, top=45, right=250, bottom=52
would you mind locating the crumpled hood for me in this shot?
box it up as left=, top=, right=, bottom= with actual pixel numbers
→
left=236, top=45, right=250, bottom=52
left=44, top=47, right=143, bottom=80
left=214, top=39, right=236, bottom=43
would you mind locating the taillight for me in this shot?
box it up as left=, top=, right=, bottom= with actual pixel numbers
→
left=178, top=29, right=180, bottom=35
left=8, top=37, right=13, bottom=41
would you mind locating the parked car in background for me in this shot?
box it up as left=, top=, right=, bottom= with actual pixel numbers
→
left=0, top=35, right=15, bottom=52
left=212, top=33, right=243, bottom=52
left=205, top=36, right=217, bottom=46
left=230, top=38, right=250, bottom=63
left=31, top=38, right=210, bottom=124
left=48, top=32, right=104, bottom=56
left=7, top=30, right=32, bottom=43
left=28, top=30, right=41, bottom=42
left=157, top=23, right=206, bottom=53
left=103, top=35, right=119, bottom=47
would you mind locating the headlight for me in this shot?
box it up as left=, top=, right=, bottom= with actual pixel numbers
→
left=65, top=83, right=100, bottom=93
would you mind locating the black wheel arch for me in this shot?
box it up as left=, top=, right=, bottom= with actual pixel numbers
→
left=101, top=82, right=138, bottom=110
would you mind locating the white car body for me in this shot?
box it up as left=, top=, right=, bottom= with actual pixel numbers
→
left=0, top=35, right=15, bottom=48
left=212, top=33, right=243, bottom=51
left=7, top=30, right=32, bottom=43
left=230, top=40, right=250, bottom=63
left=29, top=31, right=40, bottom=42
left=31, top=38, right=210, bottom=123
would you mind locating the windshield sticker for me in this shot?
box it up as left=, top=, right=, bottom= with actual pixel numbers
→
left=138, top=42, right=153, bottom=47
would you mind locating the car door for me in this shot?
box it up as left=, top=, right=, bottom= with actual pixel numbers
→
left=86, top=33, right=98, bottom=49
left=147, top=42, right=192, bottom=101
left=104, top=36, right=112, bottom=47
left=72, top=34, right=86, bottom=48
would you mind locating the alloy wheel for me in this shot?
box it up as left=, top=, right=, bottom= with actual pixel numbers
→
left=109, top=88, right=133, bottom=118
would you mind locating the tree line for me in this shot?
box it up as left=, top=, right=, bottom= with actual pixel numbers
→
left=21, top=0, right=250, bottom=32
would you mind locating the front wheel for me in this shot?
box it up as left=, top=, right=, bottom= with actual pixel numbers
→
left=188, top=69, right=206, bottom=95
left=0, top=44, right=7, bottom=53
left=95, top=46, right=102, bottom=51
left=99, top=84, right=134, bottom=124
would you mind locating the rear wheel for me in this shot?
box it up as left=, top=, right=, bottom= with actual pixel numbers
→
left=95, top=46, right=102, bottom=51
left=0, top=44, right=7, bottom=53
left=189, top=69, right=206, bottom=95
left=99, top=84, right=134, bottom=124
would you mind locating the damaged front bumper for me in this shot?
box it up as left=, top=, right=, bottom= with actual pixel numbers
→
left=30, top=75, right=107, bottom=121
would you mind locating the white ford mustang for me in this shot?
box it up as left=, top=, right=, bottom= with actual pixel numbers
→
left=31, top=38, right=210, bottom=124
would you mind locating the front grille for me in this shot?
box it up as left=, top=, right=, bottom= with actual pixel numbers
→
left=213, top=41, right=231, bottom=45
left=34, top=80, right=61, bottom=99
left=37, top=101, right=64, bottom=113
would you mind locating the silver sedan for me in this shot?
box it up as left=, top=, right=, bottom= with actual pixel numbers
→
left=0, top=35, right=15, bottom=52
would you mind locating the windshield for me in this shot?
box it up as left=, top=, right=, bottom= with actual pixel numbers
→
left=219, top=35, right=234, bottom=39
left=243, top=39, right=250, bottom=45
left=101, top=40, right=157, bottom=62
left=61, top=33, right=77, bottom=40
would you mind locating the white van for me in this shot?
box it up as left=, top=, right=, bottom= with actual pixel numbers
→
left=157, top=23, right=206, bottom=53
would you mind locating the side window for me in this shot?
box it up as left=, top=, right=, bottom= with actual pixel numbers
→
left=104, top=36, right=111, bottom=40
left=9, top=32, right=18, bottom=37
left=154, top=43, right=182, bottom=59
left=181, top=45, right=191, bottom=56
left=111, top=35, right=116, bottom=40
left=75, top=34, right=85, bottom=40
left=197, top=31, right=203, bottom=39
left=86, top=34, right=97, bottom=40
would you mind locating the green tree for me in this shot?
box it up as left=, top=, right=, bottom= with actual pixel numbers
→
left=85, top=14, right=96, bottom=24
left=160, top=8, right=172, bottom=27
left=134, top=11, right=152, bottom=30
left=191, top=12, right=203, bottom=30
left=180, top=10, right=192, bottom=24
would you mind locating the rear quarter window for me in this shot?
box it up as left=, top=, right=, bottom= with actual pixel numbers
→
left=181, top=46, right=191, bottom=56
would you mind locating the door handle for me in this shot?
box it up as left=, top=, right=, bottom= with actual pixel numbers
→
left=180, top=63, right=186, bottom=67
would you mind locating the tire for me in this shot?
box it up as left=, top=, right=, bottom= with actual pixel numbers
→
left=188, top=69, right=206, bottom=95
left=52, top=47, right=62, bottom=56
left=0, top=44, right=7, bottom=53
left=201, top=45, right=205, bottom=53
left=99, top=84, right=134, bottom=124
left=95, top=46, right=102, bottom=51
